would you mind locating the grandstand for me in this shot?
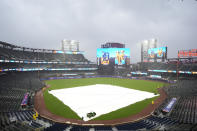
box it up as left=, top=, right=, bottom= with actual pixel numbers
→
left=0, top=40, right=197, bottom=131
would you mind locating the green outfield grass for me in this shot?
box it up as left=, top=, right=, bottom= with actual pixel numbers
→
left=43, top=78, right=166, bottom=120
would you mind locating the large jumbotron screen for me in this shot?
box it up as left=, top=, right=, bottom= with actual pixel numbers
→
left=97, top=48, right=130, bottom=65
left=148, top=47, right=167, bottom=59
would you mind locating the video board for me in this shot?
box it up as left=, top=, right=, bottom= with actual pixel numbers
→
left=148, top=47, right=167, bottom=59
left=178, top=49, right=197, bottom=58
left=97, top=48, right=130, bottom=65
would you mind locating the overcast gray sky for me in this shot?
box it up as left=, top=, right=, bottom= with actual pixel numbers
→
left=0, top=0, right=196, bottom=63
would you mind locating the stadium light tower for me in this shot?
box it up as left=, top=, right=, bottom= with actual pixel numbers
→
left=62, top=39, right=70, bottom=51
left=141, top=39, right=157, bottom=62
left=61, top=39, right=79, bottom=52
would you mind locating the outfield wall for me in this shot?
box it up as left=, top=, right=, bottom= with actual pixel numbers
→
left=40, top=75, right=133, bottom=81
left=40, top=75, right=170, bottom=83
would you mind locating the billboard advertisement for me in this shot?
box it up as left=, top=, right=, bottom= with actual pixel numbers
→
left=178, top=49, right=197, bottom=58
left=97, top=48, right=130, bottom=65
left=148, top=47, right=167, bottom=59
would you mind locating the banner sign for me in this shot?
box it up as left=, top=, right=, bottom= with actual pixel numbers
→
left=178, top=49, right=197, bottom=58
left=163, top=98, right=177, bottom=112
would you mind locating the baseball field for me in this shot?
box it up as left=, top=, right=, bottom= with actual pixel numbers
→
left=43, top=78, right=166, bottom=121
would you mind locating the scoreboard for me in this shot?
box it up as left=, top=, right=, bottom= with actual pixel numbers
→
left=148, top=47, right=167, bottom=59
left=97, top=48, right=130, bottom=66
left=178, top=49, right=197, bottom=58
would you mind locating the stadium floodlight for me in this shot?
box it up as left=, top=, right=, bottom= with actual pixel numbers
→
left=62, top=39, right=79, bottom=52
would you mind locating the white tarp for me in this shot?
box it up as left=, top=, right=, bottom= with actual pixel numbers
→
left=49, top=84, right=158, bottom=121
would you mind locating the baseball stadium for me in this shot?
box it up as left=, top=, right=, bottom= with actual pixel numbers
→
left=0, top=40, right=197, bottom=131
left=0, top=0, right=197, bottom=131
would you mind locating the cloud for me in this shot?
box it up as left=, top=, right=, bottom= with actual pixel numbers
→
left=0, top=0, right=197, bottom=63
